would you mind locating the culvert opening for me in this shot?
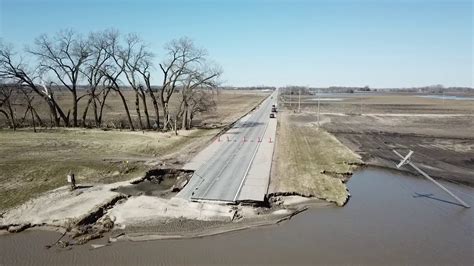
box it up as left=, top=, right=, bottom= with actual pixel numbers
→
left=113, top=169, right=194, bottom=198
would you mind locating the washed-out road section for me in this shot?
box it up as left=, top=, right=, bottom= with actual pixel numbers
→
left=178, top=91, right=278, bottom=202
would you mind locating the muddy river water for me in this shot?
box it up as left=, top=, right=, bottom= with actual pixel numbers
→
left=1, top=168, right=472, bottom=265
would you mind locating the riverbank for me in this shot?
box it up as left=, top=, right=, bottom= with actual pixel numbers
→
left=1, top=167, right=471, bottom=265
left=0, top=172, right=328, bottom=245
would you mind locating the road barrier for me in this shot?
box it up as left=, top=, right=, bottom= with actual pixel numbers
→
left=216, top=136, right=274, bottom=144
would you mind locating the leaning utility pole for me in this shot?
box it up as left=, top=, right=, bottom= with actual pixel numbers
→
left=393, top=149, right=470, bottom=208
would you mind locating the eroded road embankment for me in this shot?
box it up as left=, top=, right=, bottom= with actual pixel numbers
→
left=269, top=111, right=364, bottom=206
left=1, top=97, right=370, bottom=247
left=0, top=167, right=323, bottom=248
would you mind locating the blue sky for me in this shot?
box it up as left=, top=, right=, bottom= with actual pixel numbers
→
left=0, top=0, right=472, bottom=87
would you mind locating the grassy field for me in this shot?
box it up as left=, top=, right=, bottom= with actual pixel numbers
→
left=270, top=111, right=362, bottom=206
left=0, top=91, right=268, bottom=211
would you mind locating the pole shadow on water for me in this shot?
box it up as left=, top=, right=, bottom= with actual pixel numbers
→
left=413, top=192, right=468, bottom=208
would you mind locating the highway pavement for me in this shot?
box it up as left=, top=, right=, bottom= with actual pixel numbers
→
left=178, top=91, right=277, bottom=202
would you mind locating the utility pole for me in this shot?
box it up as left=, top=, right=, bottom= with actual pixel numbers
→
left=393, top=150, right=470, bottom=208
left=298, top=87, right=301, bottom=113
left=317, top=88, right=321, bottom=128
left=290, top=88, right=292, bottom=109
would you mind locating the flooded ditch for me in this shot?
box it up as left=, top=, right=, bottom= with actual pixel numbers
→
left=1, top=167, right=472, bottom=265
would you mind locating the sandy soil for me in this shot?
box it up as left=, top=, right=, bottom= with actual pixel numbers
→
left=0, top=173, right=317, bottom=245
left=107, top=194, right=328, bottom=241
left=0, top=181, right=129, bottom=227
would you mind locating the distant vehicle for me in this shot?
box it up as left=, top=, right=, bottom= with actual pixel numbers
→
left=271, top=107, right=277, bottom=113
left=269, top=113, right=276, bottom=118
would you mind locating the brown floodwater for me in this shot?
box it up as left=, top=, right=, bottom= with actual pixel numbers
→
left=1, top=168, right=472, bottom=265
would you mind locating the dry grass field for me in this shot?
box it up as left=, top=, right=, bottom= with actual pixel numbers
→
left=0, top=90, right=268, bottom=211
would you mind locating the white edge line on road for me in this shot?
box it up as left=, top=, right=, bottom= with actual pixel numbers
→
left=232, top=100, right=272, bottom=202
left=190, top=198, right=235, bottom=205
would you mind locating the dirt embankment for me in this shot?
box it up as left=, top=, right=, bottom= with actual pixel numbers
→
left=269, top=110, right=363, bottom=206
left=0, top=166, right=319, bottom=248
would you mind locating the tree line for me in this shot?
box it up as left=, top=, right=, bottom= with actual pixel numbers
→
left=0, top=29, right=222, bottom=132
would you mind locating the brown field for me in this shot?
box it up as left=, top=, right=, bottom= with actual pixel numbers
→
left=282, top=93, right=474, bottom=115
left=0, top=90, right=268, bottom=211
left=0, top=89, right=267, bottom=129
left=281, top=92, right=474, bottom=185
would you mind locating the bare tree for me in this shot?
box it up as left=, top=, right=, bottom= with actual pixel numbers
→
left=0, top=80, right=9, bottom=125
left=0, top=42, right=68, bottom=127
left=1, top=34, right=223, bottom=131
left=29, top=29, right=90, bottom=127
left=137, top=58, right=160, bottom=129
left=18, top=86, right=44, bottom=132
left=119, top=34, right=152, bottom=130
left=81, top=32, right=112, bottom=127
left=0, top=83, right=44, bottom=131
left=159, top=37, right=208, bottom=131
left=179, top=64, right=221, bottom=130
left=0, top=84, right=16, bottom=130
left=188, top=88, right=217, bottom=128
left=102, top=30, right=134, bottom=130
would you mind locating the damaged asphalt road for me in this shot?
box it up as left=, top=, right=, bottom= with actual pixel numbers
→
left=0, top=167, right=318, bottom=247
